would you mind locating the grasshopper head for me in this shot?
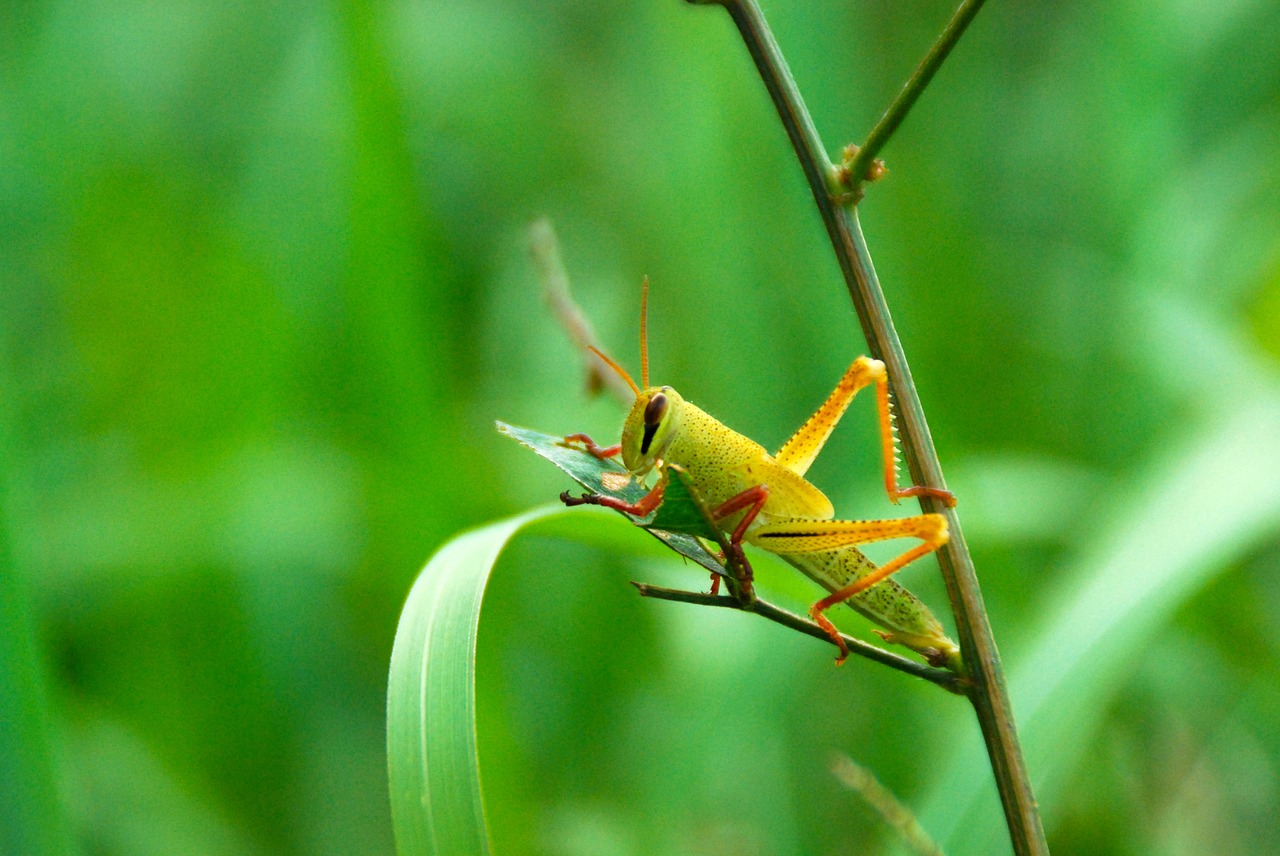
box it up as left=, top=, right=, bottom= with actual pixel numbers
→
left=620, top=385, right=684, bottom=477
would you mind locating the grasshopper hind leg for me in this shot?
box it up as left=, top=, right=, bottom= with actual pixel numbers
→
left=776, top=356, right=956, bottom=507
left=748, top=513, right=950, bottom=664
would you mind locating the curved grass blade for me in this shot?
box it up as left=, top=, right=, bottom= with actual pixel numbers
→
left=386, top=455, right=770, bottom=855
left=387, top=507, right=560, bottom=856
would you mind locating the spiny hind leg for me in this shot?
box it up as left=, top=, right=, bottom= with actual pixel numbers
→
left=864, top=363, right=955, bottom=507
left=748, top=514, right=949, bottom=663
left=775, top=356, right=955, bottom=507
left=775, top=357, right=879, bottom=477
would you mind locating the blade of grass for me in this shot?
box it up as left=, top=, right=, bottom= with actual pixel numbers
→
left=528, top=219, right=636, bottom=405
left=831, top=754, right=943, bottom=856
left=387, top=507, right=562, bottom=856
left=387, top=500, right=743, bottom=856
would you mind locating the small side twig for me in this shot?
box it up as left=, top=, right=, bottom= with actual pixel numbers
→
left=632, top=583, right=965, bottom=694
left=635, top=465, right=960, bottom=690
left=840, top=0, right=988, bottom=201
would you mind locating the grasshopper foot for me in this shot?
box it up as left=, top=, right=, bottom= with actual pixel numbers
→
left=892, top=485, right=958, bottom=508
left=560, top=485, right=666, bottom=519
left=561, top=434, right=621, bottom=460
left=810, top=608, right=850, bottom=666
left=724, top=543, right=753, bottom=583
left=560, top=490, right=603, bottom=508
left=723, top=543, right=757, bottom=605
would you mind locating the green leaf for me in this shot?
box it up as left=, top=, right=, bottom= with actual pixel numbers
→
left=387, top=507, right=559, bottom=856
left=496, top=422, right=644, bottom=502
left=496, top=422, right=723, bottom=573
left=642, top=465, right=723, bottom=539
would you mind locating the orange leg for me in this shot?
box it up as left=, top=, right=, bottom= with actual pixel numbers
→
left=810, top=539, right=943, bottom=664
left=711, top=485, right=771, bottom=545
left=748, top=514, right=949, bottom=664
left=707, top=484, right=770, bottom=597
left=775, top=357, right=955, bottom=508
left=560, top=474, right=666, bottom=517
left=870, top=372, right=955, bottom=507
left=562, top=433, right=622, bottom=459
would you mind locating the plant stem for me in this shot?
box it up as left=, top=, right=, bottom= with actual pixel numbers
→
left=633, top=582, right=966, bottom=694
left=842, top=0, right=988, bottom=198
left=690, top=1, right=1049, bottom=853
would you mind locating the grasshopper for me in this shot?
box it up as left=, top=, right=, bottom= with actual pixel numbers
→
left=560, top=281, right=959, bottom=667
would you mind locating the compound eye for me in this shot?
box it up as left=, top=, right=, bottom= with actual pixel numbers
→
left=643, top=392, right=668, bottom=426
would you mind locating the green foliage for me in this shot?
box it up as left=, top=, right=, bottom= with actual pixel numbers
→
left=2, top=0, right=1280, bottom=854
left=384, top=455, right=738, bottom=856
left=497, top=422, right=724, bottom=566
left=0, top=460, right=73, bottom=856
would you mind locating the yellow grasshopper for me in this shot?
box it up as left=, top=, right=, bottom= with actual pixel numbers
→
left=560, top=280, right=959, bottom=667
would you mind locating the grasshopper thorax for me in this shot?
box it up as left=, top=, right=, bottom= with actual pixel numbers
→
left=620, top=385, right=684, bottom=477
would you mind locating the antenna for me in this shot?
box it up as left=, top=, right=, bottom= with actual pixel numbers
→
left=587, top=345, right=639, bottom=397
left=640, top=276, right=650, bottom=388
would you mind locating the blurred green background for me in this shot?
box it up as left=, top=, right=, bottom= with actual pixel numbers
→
left=3, top=0, right=1279, bottom=854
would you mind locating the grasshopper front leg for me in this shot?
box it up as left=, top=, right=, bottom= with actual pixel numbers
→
left=560, top=470, right=667, bottom=517
left=559, top=432, right=667, bottom=513
left=561, top=432, right=622, bottom=460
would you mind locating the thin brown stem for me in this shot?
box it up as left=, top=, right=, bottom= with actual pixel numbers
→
left=687, top=1, right=1049, bottom=853
left=632, top=582, right=966, bottom=694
